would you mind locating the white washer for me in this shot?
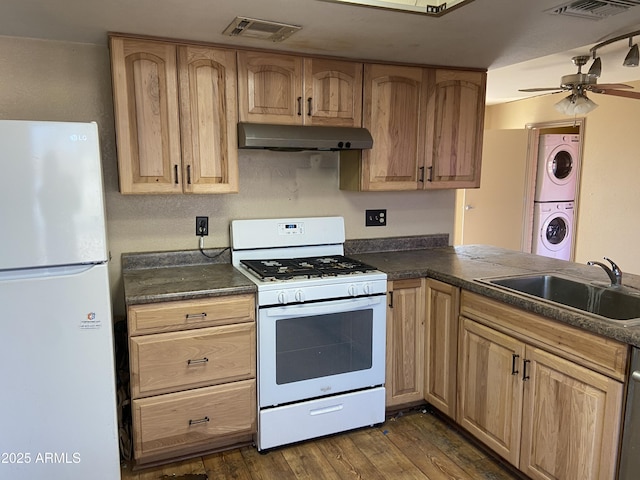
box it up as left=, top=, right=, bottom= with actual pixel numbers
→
left=535, top=134, right=580, bottom=202
left=532, top=202, right=574, bottom=260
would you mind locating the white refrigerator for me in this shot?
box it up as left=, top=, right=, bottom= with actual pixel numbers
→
left=0, top=120, right=120, bottom=479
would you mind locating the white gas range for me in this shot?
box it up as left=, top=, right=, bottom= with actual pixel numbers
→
left=231, top=216, right=387, bottom=451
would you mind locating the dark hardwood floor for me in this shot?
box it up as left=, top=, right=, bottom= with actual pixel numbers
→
left=121, top=408, right=525, bottom=480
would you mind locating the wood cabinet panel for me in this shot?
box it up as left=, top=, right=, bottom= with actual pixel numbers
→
left=457, top=317, right=525, bottom=466
left=128, top=294, right=255, bottom=336
left=110, top=37, right=182, bottom=193
left=424, top=279, right=459, bottom=418
left=303, top=58, right=363, bottom=127
left=424, top=69, right=485, bottom=189
left=178, top=45, right=238, bottom=193
left=237, top=51, right=303, bottom=125
left=386, top=278, right=425, bottom=407
left=130, top=323, right=256, bottom=398
left=520, top=347, right=623, bottom=480
left=361, top=64, right=427, bottom=191
left=132, top=380, right=256, bottom=461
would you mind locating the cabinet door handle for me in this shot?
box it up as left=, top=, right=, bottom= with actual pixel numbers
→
left=174, top=165, right=179, bottom=184
left=188, top=416, right=210, bottom=426
left=419, top=166, right=425, bottom=183
left=186, top=312, right=207, bottom=319
left=307, top=97, right=312, bottom=116
left=388, top=291, right=393, bottom=308
left=187, top=357, right=209, bottom=366
left=522, top=359, right=531, bottom=381
left=511, top=354, right=520, bottom=375
left=427, top=166, right=433, bottom=182
left=297, top=96, right=302, bottom=116
left=187, top=165, right=191, bottom=184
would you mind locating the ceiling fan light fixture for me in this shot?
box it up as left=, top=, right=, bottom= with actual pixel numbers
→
left=623, top=43, right=639, bottom=67
left=554, top=93, right=598, bottom=115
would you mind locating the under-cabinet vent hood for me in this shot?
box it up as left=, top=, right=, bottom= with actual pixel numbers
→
left=238, top=123, right=373, bottom=151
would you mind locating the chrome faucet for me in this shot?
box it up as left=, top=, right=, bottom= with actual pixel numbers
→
left=587, top=257, right=623, bottom=286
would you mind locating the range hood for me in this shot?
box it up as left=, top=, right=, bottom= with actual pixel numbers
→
left=238, top=122, right=373, bottom=151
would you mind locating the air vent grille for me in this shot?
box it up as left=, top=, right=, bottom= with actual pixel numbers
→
left=222, top=17, right=301, bottom=42
left=547, top=0, right=640, bottom=20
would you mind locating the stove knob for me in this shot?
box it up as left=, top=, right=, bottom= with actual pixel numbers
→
left=363, top=283, right=371, bottom=295
left=348, top=284, right=357, bottom=297
left=295, top=290, right=304, bottom=302
left=277, top=291, right=287, bottom=304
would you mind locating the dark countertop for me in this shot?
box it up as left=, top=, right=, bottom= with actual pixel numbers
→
left=123, top=263, right=256, bottom=305
left=350, top=245, right=640, bottom=348
left=122, top=244, right=640, bottom=348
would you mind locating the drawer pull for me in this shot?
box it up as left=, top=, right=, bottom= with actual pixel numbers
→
left=186, top=312, right=207, bottom=319
left=187, top=357, right=209, bottom=366
left=309, top=404, right=343, bottom=416
left=188, top=416, right=210, bottom=426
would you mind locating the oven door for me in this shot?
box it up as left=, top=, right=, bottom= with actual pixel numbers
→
left=258, top=295, right=386, bottom=408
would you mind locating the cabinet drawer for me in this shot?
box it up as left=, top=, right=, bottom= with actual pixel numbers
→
left=130, top=323, right=256, bottom=398
left=132, top=380, right=256, bottom=460
left=128, top=294, right=255, bottom=335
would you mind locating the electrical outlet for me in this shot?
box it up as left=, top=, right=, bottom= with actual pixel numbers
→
left=365, top=209, right=387, bottom=227
left=196, top=216, right=209, bottom=236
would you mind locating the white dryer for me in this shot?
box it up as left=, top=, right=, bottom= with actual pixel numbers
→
left=532, top=202, right=574, bottom=260
left=535, top=134, right=580, bottom=202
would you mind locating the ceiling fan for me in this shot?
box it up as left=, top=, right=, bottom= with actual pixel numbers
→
left=519, top=55, right=640, bottom=114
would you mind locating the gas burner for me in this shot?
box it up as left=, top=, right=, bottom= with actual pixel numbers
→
left=241, top=255, right=377, bottom=281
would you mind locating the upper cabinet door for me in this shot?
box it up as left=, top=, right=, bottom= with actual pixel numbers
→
left=361, top=64, right=428, bottom=191
left=303, top=58, right=363, bottom=127
left=424, top=69, right=486, bottom=189
left=237, top=51, right=303, bottom=125
left=110, top=37, right=182, bottom=194
left=178, top=46, right=239, bottom=194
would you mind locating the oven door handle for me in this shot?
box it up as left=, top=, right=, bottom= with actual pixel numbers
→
left=264, top=296, right=383, bottom=318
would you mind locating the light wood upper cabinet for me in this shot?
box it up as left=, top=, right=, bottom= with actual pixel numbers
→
left=110, top=37, right=238, bottom=194
left=424, top=279, right=459, bottom=418
left=340, top=66, right=485, bottom=191
left=237, top=51, right=363, bottom=126
left=360, top=64, right=428, bottom=191
left=178, top=45, right=238, bottom=193
left=424, top=69, right=485, bottom=189
left=386, top=278, right=425, bottom=408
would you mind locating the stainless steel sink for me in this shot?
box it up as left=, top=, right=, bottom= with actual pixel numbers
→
left=478, top=273, right=640, bottom=326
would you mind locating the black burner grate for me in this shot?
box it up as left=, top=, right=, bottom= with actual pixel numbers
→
left=241, top=256, right=377, bottom=281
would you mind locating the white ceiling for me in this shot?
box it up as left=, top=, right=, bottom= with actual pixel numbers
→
left=3, top=0, right=640, bottom=104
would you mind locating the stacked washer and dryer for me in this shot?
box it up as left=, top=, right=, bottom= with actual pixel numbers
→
left=532, top=134, right=580, bottom=260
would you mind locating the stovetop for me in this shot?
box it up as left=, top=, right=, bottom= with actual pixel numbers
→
left=240, top=255, right=378, bottom=281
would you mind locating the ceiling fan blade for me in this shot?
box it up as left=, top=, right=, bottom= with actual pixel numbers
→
left=518, top=87, right=563, bottom=92
left=592, top=83, right=634, bottom=90
left=594, top=89, right=640, bottom=100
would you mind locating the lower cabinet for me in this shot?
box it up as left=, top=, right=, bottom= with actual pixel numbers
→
left=386, top=278, right=425, bottom=407
left=424, top=278, right=459, bottom=418
left=458, top=291, right=626, bottom=480
left=127, top=294, right=256, bottom=465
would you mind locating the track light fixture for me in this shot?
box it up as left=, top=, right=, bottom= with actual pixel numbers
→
left=624, top=38, right=639, bottom=67
left=590, top=29, right=640, bottom=70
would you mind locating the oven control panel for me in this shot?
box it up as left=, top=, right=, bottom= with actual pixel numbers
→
left=258, top=275, right=388, bottom=306
left=278, top=222, right=304, bottom=235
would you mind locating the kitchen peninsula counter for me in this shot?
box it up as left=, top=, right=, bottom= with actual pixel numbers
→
left=350, top=244, right=640, bottom=349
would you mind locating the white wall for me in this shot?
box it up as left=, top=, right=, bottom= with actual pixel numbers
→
left=0, top=35, right=456, bottom=316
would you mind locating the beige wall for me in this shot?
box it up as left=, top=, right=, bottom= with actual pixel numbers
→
left=0, top=35, right=455, bottom=317
left=482, top=86, right=640, bottom=276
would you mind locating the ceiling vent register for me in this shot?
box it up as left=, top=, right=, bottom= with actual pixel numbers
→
left=546, top=0, right=640, bottom=20
left=223, top=17, right=301, bottom=42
